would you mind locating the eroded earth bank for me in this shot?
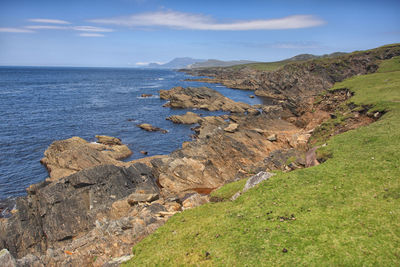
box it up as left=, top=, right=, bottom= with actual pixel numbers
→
left=1, top=44, right=399, bottom=266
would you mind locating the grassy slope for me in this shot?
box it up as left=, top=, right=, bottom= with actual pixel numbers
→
left=124, top=57, right=400, bottom=266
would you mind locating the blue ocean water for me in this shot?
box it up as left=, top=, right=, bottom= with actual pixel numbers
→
left=0, top=67, right=264, bottom=200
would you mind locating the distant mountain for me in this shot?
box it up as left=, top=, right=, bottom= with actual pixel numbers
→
left=189, top=59, right=258, bottom=68
left=143, top=57, right=258, bottom=69
left=145, top=57, right=206, bottom=69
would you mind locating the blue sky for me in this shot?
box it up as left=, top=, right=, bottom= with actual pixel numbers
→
left=0, top=0, right=399, bottom=67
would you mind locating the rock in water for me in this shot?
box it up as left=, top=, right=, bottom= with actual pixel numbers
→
left=40, top=136, right=132, bottom=180
left=166, top=112, right=202, bottom=124
left=95, top=135, right=122, bottom=146
left=137, top=123, right=168, bottom=133
left=141, top=94, right=153, bottom=98
left=159, top=86, right=251, bottom=113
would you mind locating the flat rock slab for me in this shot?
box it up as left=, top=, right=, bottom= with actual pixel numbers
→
left=137, top=123, right=168, bottom=133
left=167, top=112, right=202, bottom=124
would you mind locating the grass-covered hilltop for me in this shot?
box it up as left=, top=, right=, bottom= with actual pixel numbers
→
left=124, top=46, right=400, bottom=266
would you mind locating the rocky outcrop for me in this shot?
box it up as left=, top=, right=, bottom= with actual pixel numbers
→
left=137, top=123, right=168, bottom=133
left=150, top=112, right=309, bottom=195
left=0, top=164, right=175, bottom=266
left=159, top=86, right=251, bottom=113
left=40, top=136, right=132, bottom=181
left=167, top=112, right=203, bottom=124
left=5, top=45, right=395, bottom=266
left=183, top=44, right=400, bottom=113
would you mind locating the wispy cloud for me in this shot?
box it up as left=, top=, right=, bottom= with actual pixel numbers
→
left=25, top=25, right=113, bottom=32
left=79, top=33, right=105, bottom=37
left=0, top=27, right=34, bottom=33
left=91, top=10, right=325, bottom=31
left=25, top=25, right=69, bottom=30
left=29, top=18, right=71, bottom=24
left=73, top=26, right=113, bottom=32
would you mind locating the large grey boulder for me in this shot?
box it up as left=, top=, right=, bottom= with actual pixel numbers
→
left=231, top=171, right=275, bottom=200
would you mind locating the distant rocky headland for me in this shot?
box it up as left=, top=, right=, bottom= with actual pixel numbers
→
left=1, top=44, right=399, bottom=266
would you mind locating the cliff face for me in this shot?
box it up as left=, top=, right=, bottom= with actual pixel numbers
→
left=184, top=44, right=400, bottom=109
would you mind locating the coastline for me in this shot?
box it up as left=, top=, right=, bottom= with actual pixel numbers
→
left=1, top=44, right=400, bottom=266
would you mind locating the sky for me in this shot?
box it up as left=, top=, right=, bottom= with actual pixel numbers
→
left=0, top=0, right=399, bottom=67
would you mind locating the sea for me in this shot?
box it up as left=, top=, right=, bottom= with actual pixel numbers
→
left=0, top=66, right=264, bottom=204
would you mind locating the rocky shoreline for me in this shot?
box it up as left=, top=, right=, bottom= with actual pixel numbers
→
left=1, top=44, right=399, bottom=266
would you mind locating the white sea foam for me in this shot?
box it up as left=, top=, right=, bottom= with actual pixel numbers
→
left=137, top=95, right=160, bottom=99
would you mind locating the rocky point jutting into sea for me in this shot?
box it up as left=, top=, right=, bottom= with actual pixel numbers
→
left=1, top=44, right=400, bottom=266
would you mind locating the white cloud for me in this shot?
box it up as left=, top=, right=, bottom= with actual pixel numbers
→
left=72, top=26, right=113, bottom=32
left=91, top=11, right=325, bottom=31
left=25, top=25, right=69, bottom=30
left=79, top=33, right=105, bottom=37
left=0, top=27, right=34, bottom=33
left=135, top=62, right=150, bottom=66
left=25, top=25, right=113, bottom=33
left=29, top=18, right=71, bottom=24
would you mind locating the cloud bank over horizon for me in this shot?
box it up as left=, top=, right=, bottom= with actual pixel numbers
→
left=90, top=10, right=325, bottom=31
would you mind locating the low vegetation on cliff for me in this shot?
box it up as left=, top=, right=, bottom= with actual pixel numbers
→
left=124, top=57, right=400, bottom=266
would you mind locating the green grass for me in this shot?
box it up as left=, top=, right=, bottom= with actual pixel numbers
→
left=228, top=60, right=290, bottom=71
left=124, top=57, right=400, bottom=266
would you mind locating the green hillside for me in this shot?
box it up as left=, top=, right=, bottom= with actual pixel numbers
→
left=124, top=56, right=400, bottom=266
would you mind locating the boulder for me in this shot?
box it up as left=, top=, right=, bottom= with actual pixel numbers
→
left=127, top=193, right=159, bottom=205
left=267, top=134, right=277, bottom=142
left=167, top=112, right=202, bottom=124
left=137, top=124, right=168, bottom=134
left=40, top=136, right=132, bottom=180
left=182, top=193, right=209, bottom=210
left=224, top=123, right=239, bottom=133
left=232, top=172, right=275, bottom=200
left=243, top=171, right=275, bottom=192
left=0, top=249, right=16, bottom=267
